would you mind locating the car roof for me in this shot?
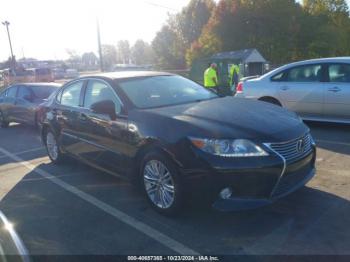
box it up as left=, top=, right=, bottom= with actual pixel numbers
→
left=261, top=57, right=350, bottom=79
left=286, top=57, right=350, bottom=66
left=80, top=71, right=174, bottom=80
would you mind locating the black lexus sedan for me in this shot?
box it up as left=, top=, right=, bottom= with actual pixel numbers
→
left=39, top=71, right=316, bottom=215
left=0, top=83, right=61, bottom=128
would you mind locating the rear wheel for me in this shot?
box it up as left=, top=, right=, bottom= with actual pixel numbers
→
left=44, top=129, right=66, bottom=164
left=140, top=150, right=184, bottom=215
left=0, top=111, right=9, bottom=128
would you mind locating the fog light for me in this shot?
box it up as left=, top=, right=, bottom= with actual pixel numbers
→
left=219, top=187, right=233, bottom=199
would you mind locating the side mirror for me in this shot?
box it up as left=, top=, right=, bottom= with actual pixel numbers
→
left=90, top=100, right=117, bottom=120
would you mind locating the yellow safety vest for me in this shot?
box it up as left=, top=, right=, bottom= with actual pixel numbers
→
left=229, top=65, right=240, bottom=86
left=204, top=67, right=218, bottom=88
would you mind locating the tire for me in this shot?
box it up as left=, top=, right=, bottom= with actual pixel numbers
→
left=259, top=97, right=282, bottom=106
left=140, top=150, right=184, bottom=215
left=44, top=129, right=66, bottom=164
left=0, top=111, right=9, bottom=128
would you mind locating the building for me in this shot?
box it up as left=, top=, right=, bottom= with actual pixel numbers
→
left=189, top=48, right=268, bottom=87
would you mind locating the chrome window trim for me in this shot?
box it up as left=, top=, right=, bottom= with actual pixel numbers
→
left=55, top=79, right=85, bottom=108
left=82, top=78, right=124, bottom=110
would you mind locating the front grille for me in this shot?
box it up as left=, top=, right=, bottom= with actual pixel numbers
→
left=272, top=162, right=313, bottom=198
left=267, top=133, right=313, bottom=163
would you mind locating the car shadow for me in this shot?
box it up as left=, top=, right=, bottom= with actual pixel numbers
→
left=306, top=121, right=350, bottom=155
left=1, top=161, right=349, bottom=255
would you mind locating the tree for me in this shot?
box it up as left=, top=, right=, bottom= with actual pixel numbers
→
left=172, top=0, right=215, bottom=46
left=66, top=49, right=81, bottom=69
left=131, top=40, right=155, bottom=65
left=152, top=0, right=215, bottom=69
left=81, top=52, right=99, bottom=70
left=186, top=0, right=350, bottom=66
left=303, top=0, right=349, bottom=14
left=302, top=0, right=350, bottom=57
left=101, top=44, right=117, bottom=70
left=117, top=40, right=131, bottom=64
left=152, top=25, right=185, bottom=69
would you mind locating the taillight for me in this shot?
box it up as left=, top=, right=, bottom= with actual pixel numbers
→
left=236, top=82, right=243, bottom=93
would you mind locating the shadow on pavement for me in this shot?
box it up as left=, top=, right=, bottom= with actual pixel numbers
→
left=306, top=121, right=350, bottom=155
left=0, top=161, right=349, bottom=255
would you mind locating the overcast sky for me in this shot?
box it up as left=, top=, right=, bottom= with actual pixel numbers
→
left=0, top=0, right=349, bottom=61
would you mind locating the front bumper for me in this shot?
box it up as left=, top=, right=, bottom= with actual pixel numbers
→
left=181, top=146, right=316, bottom=211
left=213, top=167, right=315, bottom=211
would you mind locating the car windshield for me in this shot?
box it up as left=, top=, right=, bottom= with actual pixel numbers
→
left=117, top=75, right=218, bottom=109
left=31, top=86, right=57, bottom=99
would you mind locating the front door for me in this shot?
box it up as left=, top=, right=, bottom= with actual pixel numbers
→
left=323, top=63, right=350, bottom=122
left=78, top=79, right=129, bottom=175
left=277, top=63, right=324, bottom=118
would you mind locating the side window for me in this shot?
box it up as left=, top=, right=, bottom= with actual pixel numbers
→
left=328, top=64, right=350, bottom=83
left=271, top=71, right=286, bottom=82
left=286, top=64, right=322, bottom=82
left=17, top=86, right=32, bottom=100
left=84, top=80, right=121, bottom=114
left=7, top=86, right=18, bottom=98
left=60, top=81, right=84, bottom=107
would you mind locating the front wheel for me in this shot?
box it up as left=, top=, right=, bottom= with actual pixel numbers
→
left=44, top=129, right=66, bottom=164
left=141, top=151, right=184, bottom=215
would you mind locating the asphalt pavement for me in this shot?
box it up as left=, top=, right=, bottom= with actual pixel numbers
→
left=0, top=122, right=350, bottom=256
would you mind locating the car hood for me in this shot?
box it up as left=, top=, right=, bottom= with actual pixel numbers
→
left=138, top=97, right=308, bottom=143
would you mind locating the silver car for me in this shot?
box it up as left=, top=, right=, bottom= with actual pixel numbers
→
left=235, top=57, right=350, bottom=123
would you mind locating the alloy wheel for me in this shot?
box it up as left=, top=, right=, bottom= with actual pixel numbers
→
left=143, top=160, right=175, bottom=209
left=46, top=132, right=59, bottom=161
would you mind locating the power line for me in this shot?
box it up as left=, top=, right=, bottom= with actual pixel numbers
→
left=143, top=1, right=177, bottom=11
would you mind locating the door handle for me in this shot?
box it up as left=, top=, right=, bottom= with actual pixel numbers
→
left=79, top=113, right=88, bottom=121
left=328, top=87, right=341, bottom=92
left=281, top=86, right=289, bottom=91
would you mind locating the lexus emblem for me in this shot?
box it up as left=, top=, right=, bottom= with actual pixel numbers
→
left=297, top=139, right=305, bottom=153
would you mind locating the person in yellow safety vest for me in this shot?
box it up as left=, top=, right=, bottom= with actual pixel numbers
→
left=204, top=63, right=218, bottom=90
left=229, top=64, right=240, bottom=90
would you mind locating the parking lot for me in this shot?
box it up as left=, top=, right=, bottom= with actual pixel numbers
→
left=0, top=121, right=350, bottom=256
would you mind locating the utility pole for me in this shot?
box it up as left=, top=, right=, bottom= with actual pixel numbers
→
left=2, top=21, right=15, bottom=70
left=96, top=19, right=104, bottom=72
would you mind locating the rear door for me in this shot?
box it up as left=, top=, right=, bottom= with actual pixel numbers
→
left=55, top=80, right=86, bottom=153
left=14, top=86, right=36, bottom=124
left=277, top=63, right=325, bottom=118
left=323, top=63, right=350, bottom=121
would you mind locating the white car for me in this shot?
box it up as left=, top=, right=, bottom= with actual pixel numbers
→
left=235, top=57, right=350, bottom=123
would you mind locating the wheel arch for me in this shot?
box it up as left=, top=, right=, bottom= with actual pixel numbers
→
left=258, top=96, right=282, bottom=106
left=131, top=139, right=181, bottom=180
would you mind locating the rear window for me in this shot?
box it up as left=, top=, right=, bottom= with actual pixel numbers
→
left=31, top=86, right=57, bottom=99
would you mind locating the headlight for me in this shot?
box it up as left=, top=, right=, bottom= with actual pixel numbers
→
left=189, top=137, right=268, bottom=157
